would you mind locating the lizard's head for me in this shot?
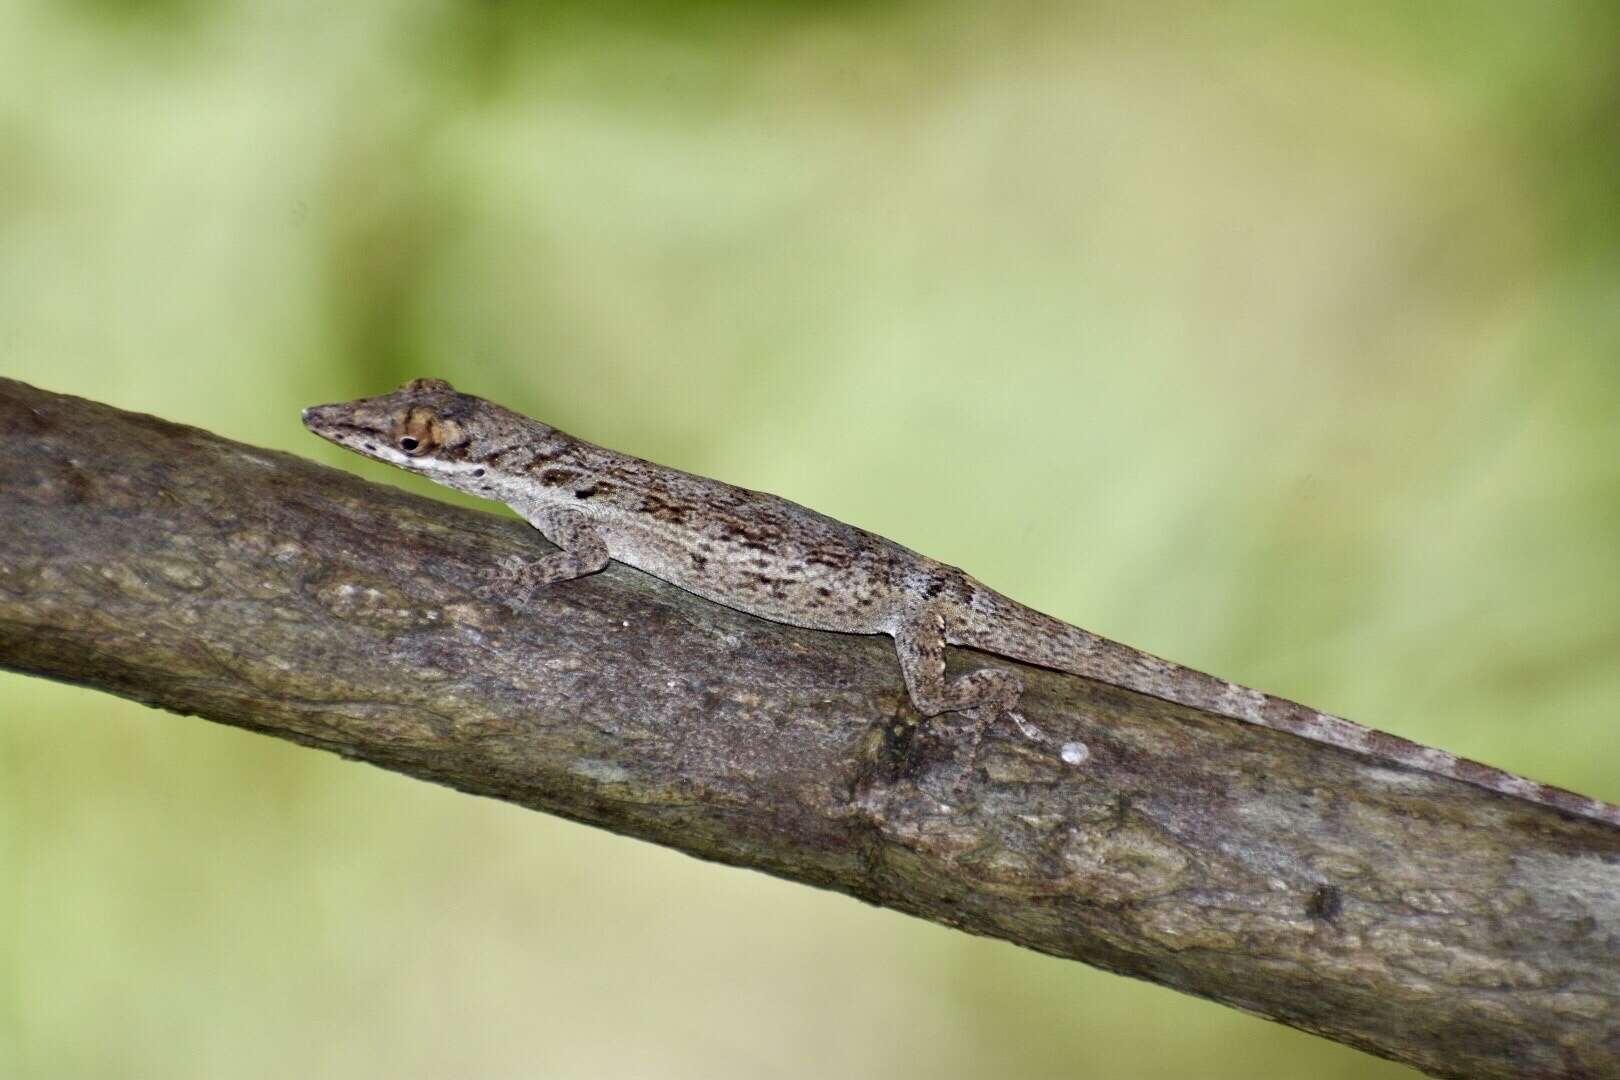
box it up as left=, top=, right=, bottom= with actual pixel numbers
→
left=302, top=378, right=522, bottom=489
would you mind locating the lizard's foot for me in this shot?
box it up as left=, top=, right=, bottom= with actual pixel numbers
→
left=952, top=706, right=1054, bottom=789
left=477, top=523, right=610, bottom=607
left=477, top=555, right=538, bottom=606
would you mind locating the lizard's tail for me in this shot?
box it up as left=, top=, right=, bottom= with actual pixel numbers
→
left=946, top=585, right=1620, bottom=828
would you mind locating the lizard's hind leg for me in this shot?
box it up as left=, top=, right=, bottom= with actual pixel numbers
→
left=892, top=607, right=1044, bottom=782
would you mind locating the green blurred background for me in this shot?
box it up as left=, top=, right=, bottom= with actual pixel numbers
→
left=4, top=1, right=1618, bottom=1076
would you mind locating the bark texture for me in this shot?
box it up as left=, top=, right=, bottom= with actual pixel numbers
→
left=1, top=376, right=1616, bottom=1078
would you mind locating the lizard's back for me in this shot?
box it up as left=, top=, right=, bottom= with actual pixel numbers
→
left=520, top=434, right=927, bottom=635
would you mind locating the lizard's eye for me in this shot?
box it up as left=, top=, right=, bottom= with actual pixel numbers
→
left=398, top=407, right=440, bottom=455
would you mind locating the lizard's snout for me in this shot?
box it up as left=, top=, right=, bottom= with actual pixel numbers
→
left=301, top=403, right=342, bottom=431
left=300, top=403, right=354, bottom=443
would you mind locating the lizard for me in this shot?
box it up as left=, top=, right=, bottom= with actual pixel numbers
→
left=302, top=377, right=1620, bottom=827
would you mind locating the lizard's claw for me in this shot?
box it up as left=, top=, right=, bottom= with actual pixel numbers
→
left=1005, top=709, right=1050, bottom=745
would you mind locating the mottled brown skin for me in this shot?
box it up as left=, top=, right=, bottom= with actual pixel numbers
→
left=304, top=379, right=1620, bottom=824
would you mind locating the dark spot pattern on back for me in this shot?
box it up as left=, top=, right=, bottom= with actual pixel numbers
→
left=640, top=495, right=691, bottom=524
left=539, top=468, right=577, bottom=487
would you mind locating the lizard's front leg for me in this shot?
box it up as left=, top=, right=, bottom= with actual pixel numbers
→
left=487, top=507, right=610, bottom=603
left=892, top=607, right=1043, bottom=780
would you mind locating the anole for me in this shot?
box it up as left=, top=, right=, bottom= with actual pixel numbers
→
left=303, top=378, right=1618, bottom=826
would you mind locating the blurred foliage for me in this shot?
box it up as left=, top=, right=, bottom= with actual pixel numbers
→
left=3, top=1, right=1618, bottom=1077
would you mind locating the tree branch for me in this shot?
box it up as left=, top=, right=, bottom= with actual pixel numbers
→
left=2, top=377, right=1615, bottom=1078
